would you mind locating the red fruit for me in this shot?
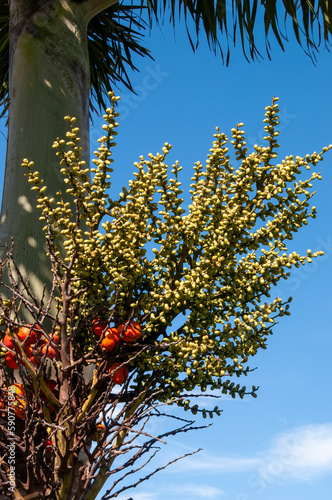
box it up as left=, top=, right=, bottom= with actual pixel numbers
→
left=109, top=363, right=129, bottom=385
left=5, top=352, right=18, bottom=369
left=37, top=332, right=58, bottom=348
left=3, top=334, right=14, bottom=350
left=41, top=342, right=59, bottom=359
left=29, top=355, right=38, bottom=365
left=17, top=324, right=42, bottom=345
left=117, top=321, right=142, bottom=343
left=92, top=318, right=107, bottom=337
left=14, top=404, right=25, bottom=419
left=45, top=440, right=53, bottom=451
left=24, top=345, right=38, bottom=365
left=100, top=328, right=119, bottom=351
left=0, top=398, right=6, bottom=416
left=9, top=384, right=26, bottom=419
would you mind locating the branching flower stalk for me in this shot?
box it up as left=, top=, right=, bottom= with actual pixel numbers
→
left=0, top=94, right=330, bottom=499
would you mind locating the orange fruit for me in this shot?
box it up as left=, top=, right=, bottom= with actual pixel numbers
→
left=5, top=351, right=18, bottom=369
left=109, top=363, right=129, bottom=385
left=17, top=324, right=42, bottom=345
left=0, top=398, right=6, bottom=416
left=9, top=384, right=26, bottom=419
left=24, top=345, right=38, bottom=365
left=41, top=342, right=59, bottom=359
left=14, top=402, right=26, bottom=419
left=92, top=318, right=107, bottom=337
left=90, top=423, right=106, bottom=441
left=12, top=383, right=24, bottom=396
left=3, top=334, right=14, bottom=350
left=117, top=321, right=142, bottom=342
left=100, top=328, right=119, bottom=351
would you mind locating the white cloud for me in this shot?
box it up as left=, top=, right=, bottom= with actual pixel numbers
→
left=118, top=483, right=223, bottom=500
left=176, top=453, right=260, bottom=474
left=165, top=423, right=332, bottom=483
left=257, top=423, right=332, bottom=482
left=118, top=484, right=223, bottom=500
left=118, top=423, right=332, bottom=500
left=167, top=482, right=224, bottom=498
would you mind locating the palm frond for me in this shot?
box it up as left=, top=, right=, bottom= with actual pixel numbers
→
left=0, top=1, right=332, bottom=116
left=88, top=3, right=152, bottom=113
left=149, top=0, right=332, bottom=62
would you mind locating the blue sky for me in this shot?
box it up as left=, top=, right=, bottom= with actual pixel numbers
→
left=1, top=9, right=332, bottom=500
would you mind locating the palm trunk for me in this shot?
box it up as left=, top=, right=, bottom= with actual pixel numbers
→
left=1, top=1, right=119, bottom=497
left=0, top=0, right=90, bottom=305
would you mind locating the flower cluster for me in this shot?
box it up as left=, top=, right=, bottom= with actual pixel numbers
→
left=16, top=95, right=330, bottom=404
left=0, top=94, right=329, bottom=499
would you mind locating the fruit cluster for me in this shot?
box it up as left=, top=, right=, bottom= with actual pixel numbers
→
left=0, top=320, right=142, bottom=423
left=93, top=319, right=142, bottom=347
left=0, top=379, right=58, bottom=421
left=92, top=319, right=142, bottom=385
left=2, top=324, right=59, bottom=369
left=0, top=383, right=26, bottom=419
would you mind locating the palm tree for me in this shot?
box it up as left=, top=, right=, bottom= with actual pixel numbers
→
left=0, top=0, right=331, bottom=300
left=0, top=2, right=331, bottom=498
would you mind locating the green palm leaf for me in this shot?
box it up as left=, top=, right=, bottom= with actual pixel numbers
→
left=88, top=4, right=152, bottom=113
left=1, top=0, right=332, bottom=117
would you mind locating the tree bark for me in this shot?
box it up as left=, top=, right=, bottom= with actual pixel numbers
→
left=81, top=0, right=119, bottom=21
left=0, top=1, right=117, bottom=497
left=0, top=0, right=90, bottom=308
